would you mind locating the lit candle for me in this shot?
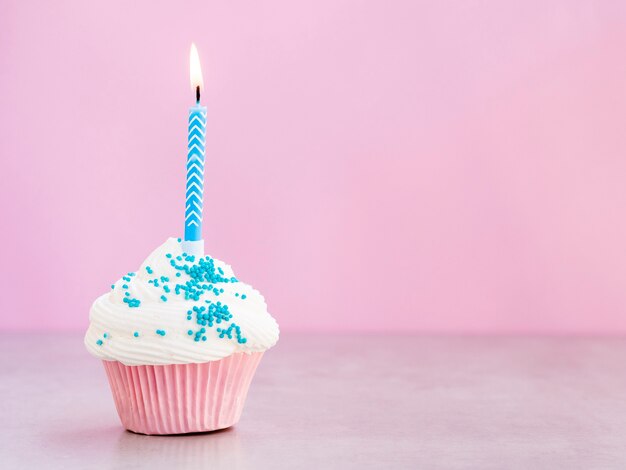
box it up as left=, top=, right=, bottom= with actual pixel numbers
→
left=183, top=43, right=207, bottom=256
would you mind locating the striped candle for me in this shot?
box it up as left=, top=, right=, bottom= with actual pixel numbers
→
left=184, top=105, right=207, bottom=242
left=183, top=43, right=207, bottom=256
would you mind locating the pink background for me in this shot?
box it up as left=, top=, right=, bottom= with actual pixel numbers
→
left=2, top=0, right=626, bottom=333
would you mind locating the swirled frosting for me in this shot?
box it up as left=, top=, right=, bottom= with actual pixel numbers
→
left=84, top=238, right=279, bottom=366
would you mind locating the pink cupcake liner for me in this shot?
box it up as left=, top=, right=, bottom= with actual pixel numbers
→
left=103, top=352, right=264, bottom=435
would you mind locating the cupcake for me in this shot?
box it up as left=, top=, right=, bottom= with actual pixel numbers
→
left=85, top=237, right=279, bottom=435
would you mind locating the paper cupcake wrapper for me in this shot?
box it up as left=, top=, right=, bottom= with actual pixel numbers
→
left=103, top=352, right=264, bottom=435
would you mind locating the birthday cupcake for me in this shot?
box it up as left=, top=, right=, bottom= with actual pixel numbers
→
left=84, top=237, right=279, bottom=435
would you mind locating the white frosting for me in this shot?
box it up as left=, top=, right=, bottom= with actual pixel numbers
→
left=85, top=238, right=279, bottom=366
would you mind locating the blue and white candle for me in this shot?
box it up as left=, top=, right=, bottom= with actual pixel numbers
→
left=183, top=44, right=207, bottom=256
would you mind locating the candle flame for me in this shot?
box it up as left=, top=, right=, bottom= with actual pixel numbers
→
left=190, top=43, right=204, bottom=94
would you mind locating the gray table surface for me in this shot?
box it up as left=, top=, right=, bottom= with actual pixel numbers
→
left=2, top=333, right=626, bottom=469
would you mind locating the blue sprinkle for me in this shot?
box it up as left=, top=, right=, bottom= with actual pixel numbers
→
left=122, top=284, right=128, bottom=289
left=187, top=330, right=193, bottom=335
left=166, top=253, right=172, bottom=258
left=177, top=238, right=182, bottom=242
left=241, top=294, right=247, bottom=300
left=103, top=333, right=109, bottom=339
left=160, top=295, right=167, bottom=302
left=96, top=339, right=103, bottom=346
left=133, top=331, right=139, bottom=337
left=111, top=284, right=115, bottom=289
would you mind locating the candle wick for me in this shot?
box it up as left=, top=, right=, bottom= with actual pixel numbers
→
left=196, top=86, right=201, bottom=104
